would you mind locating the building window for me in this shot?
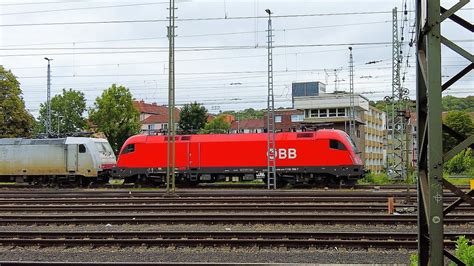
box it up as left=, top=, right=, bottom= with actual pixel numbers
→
left=291, top=114, right=304, bottom=122
left=329, top=108, right=337, bottom=117
left=310, top=109, right=318, bottom=118
left=162, top=123, right=168, bottom=131
left=275, top=116, right=282, bottom=123
left=319, top=109, right=327, bottom=117
left=337, top=108, right=346, bottom=117
left=304, top=109, right=310, bottom=118
left=148, top=124, right=155, bottom=131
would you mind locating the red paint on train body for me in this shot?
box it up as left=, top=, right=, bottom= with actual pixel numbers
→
left=114, top=129, right=364, bottom=182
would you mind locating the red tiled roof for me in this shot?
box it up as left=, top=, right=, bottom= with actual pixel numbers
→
left=133, top=100, right=180, bottom=123
left=208, top=114, right=235, bottom=123
left=133, top=100, right=180, bottom=116
left=230, top=119, right=264, bottom=130
left=142, top=114, right=169, bottom=124
left=207, top=114, right=215, bottom=122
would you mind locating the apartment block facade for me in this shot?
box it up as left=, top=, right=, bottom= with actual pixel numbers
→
left=293, top=92, right=387, bottom=173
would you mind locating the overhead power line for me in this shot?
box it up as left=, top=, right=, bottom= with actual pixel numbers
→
left=0, top=1, right=88, bottom=6
left=2, top=20, right=392, bottom=47
left=0, top=10, right=402, bottom=27
left=0, top=42, right=395, bottom=51
left=0, top=42, right=391, bottom=57
left=0, top=2, right=172, bottom=16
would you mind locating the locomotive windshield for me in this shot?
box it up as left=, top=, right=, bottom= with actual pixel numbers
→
left=345, top=135, right=360, bottom=154
left=95, top=142, right=114, bottom=157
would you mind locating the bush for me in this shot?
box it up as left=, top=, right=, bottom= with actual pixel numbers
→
left=410, top=253, right=418, bottom=266
left=411, top=236, right=474, bottom=265
left=450, top=235, right=474, bottom=266
left=357, top=173, right=391, bottom=185
left=445, top=148, right=472, bottom=174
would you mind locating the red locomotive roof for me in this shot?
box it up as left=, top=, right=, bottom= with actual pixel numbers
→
left=123, top=129, right=349, bottom=146
left=118, top=129, right=362, bottom=169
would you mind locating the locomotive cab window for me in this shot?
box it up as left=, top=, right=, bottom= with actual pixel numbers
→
left=122, top=144, right=135, bottom=154
left=329, top=139, right=346, bottom=150
left=79, top=144, right=86, bottom=153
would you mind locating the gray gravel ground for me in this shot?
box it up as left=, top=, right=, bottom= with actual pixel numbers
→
left=0, top=223, right=471, bottom=233
left=0, top=246, right=412, bottom=264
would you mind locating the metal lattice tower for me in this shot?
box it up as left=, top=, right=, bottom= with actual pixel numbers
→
left=266, top=9, right=276, bottom=190
left=416, top=1, right=473, bottom=264
left=388, top=7, right=407, bottom=180
left=348, top=47, right=356, bottom=139
left=44, top=58, right=52, bottom=135
left=166, top=0, right=177, bottom=193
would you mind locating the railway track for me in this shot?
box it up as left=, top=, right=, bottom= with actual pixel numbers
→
left=0, top=189, right=468, bottom=206
left=0, top=203, right=471, bottom=213
left=0, top=213, right=471, bottom=225
left=0, top=196, right=465, bottom=205
left=0, top=183, right=470, bottom=190
left=0, top=189, right=466, bottom=197
left=0, top=231, right=471, bottom=248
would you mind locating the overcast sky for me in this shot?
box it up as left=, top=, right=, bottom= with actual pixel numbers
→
left=0, top=0, right=472, bottom=117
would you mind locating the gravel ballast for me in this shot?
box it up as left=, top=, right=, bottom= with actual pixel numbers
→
left=0, top=223, right=471, bottom=233
left=0, top=246, right=412, bottom=264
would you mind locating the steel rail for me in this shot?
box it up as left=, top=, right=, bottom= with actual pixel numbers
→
left=0, top=196, right=463, bottom=205
left=0, top=184, right=470, bottom=190
left=0, top=231, right=470, bottom=248
left=0, top=213, right=471, bottom=225
left=0, top=190, right=466, bottom=198
left=0, top=203, right=471, bottom=213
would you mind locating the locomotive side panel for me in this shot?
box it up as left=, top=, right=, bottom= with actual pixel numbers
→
left=0, top=144, right=67, bottom=179
left=113, top=130, right=364, bottom=184
left=0, top=138, right=117, bottom=183
left=197, top=139, right=264, bottom=168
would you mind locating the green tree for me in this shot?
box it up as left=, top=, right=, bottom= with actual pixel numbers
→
left=89, top=84, right=140, bottom=153
left=0, top=66, right=34, bottom=137
left=178, top=102, right=207, bottom=134
left=38, top=89, right=86, bottom=134
left=443, top=95, right=474, bottom=112
left=445, top=148, right=472, bottom=174
left=199, top=115, right=231, bottom=134
left=222, top=108, right=264, bottom=120
left=443, top=110, right=474, bottom=153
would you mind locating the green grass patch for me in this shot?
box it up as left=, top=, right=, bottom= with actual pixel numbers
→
left=357, top=173, right=393, bottom=185
left=410, top=236, right=474, bottom=265
left=444, top=177, right=472, bottom=185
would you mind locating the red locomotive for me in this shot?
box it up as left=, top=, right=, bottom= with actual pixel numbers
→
left=113, top=129, right=364, bottom=186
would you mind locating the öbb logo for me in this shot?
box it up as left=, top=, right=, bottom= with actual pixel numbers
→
left=267, top=148, right=297, bottom=159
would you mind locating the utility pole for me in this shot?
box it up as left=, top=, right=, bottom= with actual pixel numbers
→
left=265, top=9, right=276, bottom=190
left=44, top=57, right=53, bottom=136
left=387, top=7, right=408, bottom=180
left=166, top=0, right=177, bottom=193
left=348, top=47, right=356, bottom=139
left=416, top=1, right=472, bottom=264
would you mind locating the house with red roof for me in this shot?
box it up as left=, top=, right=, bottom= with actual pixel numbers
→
left=230, top=119, right=265, bottom=134
left=133, top=100, right=180, bottom=135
